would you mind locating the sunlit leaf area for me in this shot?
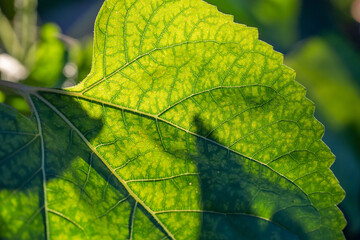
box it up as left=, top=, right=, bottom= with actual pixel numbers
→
left=0, top=0, right=360, bottom=239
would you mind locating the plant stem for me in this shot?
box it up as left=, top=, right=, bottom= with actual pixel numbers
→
left=0, top=79, right=34, bottom=93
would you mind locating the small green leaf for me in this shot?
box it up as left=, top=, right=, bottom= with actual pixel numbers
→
left=285, top=36, right=360, bottom=132
left=24, top=23, right=66, bottom=88
left=0, top=0, right=346, bottom=239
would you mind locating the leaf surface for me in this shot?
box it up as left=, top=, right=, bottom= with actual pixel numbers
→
left=0, top=0, right=346, bottom=239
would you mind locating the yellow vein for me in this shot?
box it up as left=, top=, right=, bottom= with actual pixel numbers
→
left=48, top=209, right=88, bottom=239
left=28, top=95, right=50, bottom=240
left=129, top=201, right=138, bottom=240
left=126, top=173, right=199, bottom=183
left=78, top=40, right=228, bottom=94
left=157, top=84, right=276, bottom=116
left=16, top=206, right=44, bottom=238
left=96, top=195, right=130, bottom=219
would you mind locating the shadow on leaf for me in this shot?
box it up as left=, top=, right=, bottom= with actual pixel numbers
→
left=1, top=94, right=318, bottom=239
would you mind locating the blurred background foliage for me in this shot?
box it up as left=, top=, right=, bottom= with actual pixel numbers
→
left=0, top=0, right=359, bottom=239
left=0, top=0, right=95, bottom=115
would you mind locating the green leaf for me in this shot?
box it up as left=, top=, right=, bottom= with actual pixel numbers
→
left=285, top=36, right=360, bottom=132
left=68, top=37, right=93, bottom=83
left=0, top=0, right=346, bottom=239
left=24, top=23, right=66, bottom=88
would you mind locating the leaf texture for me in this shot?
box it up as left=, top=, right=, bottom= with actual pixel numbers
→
left=0, top=0, right=346, bottom=239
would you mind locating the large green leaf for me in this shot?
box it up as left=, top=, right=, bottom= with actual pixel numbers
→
left=0, top=0, right=346, bottom=239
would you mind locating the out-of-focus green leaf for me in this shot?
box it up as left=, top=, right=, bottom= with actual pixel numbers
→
left=8, top=95, right=29, bottom=114
left=0, top=10, right=24, bottom=60
left=205, top=0, right=301, bottom=50
left=331, top=0, right=353, bottom=11
left=0, top=90, right=30, bottom=115
left=24, top=23, right=65, bottom=87
left=0, top=0, right=15, bottom=20
left=0, top=91, right=5, bottom=102
left=0, top=0, right=346, bottom=239
left=285, top=37, right=360, bottom=132
left=68, top=38, right=93, bottom=83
